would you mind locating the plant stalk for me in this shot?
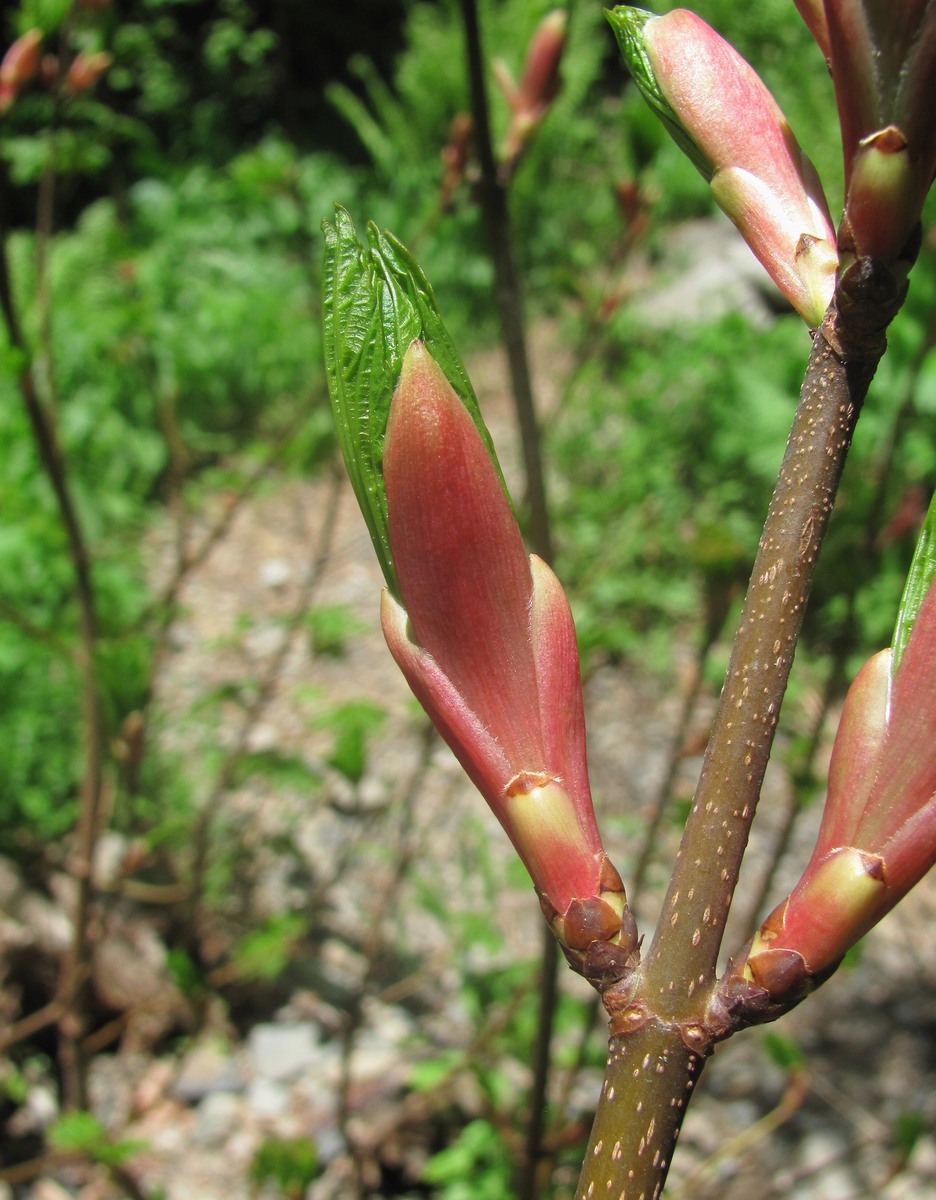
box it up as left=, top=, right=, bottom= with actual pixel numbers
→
left=0, top=162, right=105, bottom=1109
left=460, top=0, right=553, bottom=563
left=459, top=4, right=562, bottom=1196
left=576, top=256, right=909, bottom=1198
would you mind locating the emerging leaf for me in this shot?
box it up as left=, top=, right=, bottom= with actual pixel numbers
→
left=893, top=489, right=936, bottom=672
left=321, top=207, right=504, bottom=597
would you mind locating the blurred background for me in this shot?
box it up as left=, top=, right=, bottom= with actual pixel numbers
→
left=2, top=1, right=936, bottom=1197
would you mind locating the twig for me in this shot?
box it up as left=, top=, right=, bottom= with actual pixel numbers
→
left=459, top=6, right=563, bottom=1194
left=577, top=257, right=909, bottom=1198
left=459, top=0, right=553, bottom=564
left=0, top=154, right=106, bottom=1111
left=186, top=458, right=344, bottom=937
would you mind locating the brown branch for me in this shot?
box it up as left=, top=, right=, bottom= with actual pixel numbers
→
left=459, top=0, right=553, bottom=564
left=458, top=8, right=564, bottom=1194
left=576, top=255, right=909, bottom=1198
left=185, top=460, right=344, bottom=936
left=0, top=158, right=106, bottom=1111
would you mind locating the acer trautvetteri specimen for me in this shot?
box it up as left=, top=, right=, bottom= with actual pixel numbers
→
left=322, top=1, right=936, bottom=1194
left=322, top=215, right=635, bottom=971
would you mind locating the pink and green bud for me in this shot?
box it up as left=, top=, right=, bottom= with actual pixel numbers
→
left=495, top=10, right=567, bottom=165
left=814, top=1, right=936, bottom=261
left=439, top=112, right=473, bottom=209
left=0, top=29, right=42, bottom=114
left=792, top=0, right=830, bottom=59
left=608, top=6, right=838, bottom=325
left=322, top=208, right=501, bottom=600
left=742, top=495, right=936, bottom=993
left=64, top=50, right=112, bottom=96
left=380, top=340, right=626, bottom=947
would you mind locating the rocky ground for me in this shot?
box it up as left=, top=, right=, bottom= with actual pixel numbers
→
left=3, top=221, right=936, bottom=1200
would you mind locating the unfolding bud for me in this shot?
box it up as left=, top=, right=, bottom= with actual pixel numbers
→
left=496, top=10, right=566, bottom=167
left=0, top=28, right=42, bottom=115
left=608, top=6, right=838, bottom=325
left=380, top=340, right=628, bottom=949
left=738, top=558, right=936, bottom=996
left=64, top=50, right=112, bottom=96
left=440, top=112, right=473, bottom=209
left=818, top=1, right=936, bottom=261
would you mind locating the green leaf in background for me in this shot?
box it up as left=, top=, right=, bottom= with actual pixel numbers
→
left=306, top=603, right=368, bottom=658
left=250, top=1135, right=320, bottom=1199
left=760, top=1030, right=805, bottom=1072
left=892, top=489, right=936, bottom=671
left=314, top=698, right=387, bottom=784
left=231, top=749, right=322, bottom=793
left=47, top=1109, right=144, bottom=1167
left=232, top=913, right=307, bottom=981
left=892, top=1110, right=928, bottom=1167
left=321, top=206, right=506, bottom=598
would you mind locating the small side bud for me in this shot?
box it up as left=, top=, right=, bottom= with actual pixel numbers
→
left=64, top=50, right=112, bottom=96
left=0, top=28, right=42, bottom=114
left=745, top=847, right=888, bottom=986
left=500, top=10, right=567, bottom=167
left=730, top=501, right=936, bottom=1006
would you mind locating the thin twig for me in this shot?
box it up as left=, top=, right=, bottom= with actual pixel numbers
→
left=0, top=152, right=106, bottom=1111
left=459, top=6, right=563, bottom=1194
left=577, top=257, right=909, bottom=1198
left=186, top=458, right=344, bottom=935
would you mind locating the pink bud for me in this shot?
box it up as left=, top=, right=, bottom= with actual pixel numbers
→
left=380, top=340, right=620, bottom=932
left=64, top=51, right=112, bottom=96
left=499, top=10, right=566, bottom=165
left=439, top=112, right=473, bottom=209
left=0, top=28, right=42, bottom=114
left=745, top=578, right=936, bottom=983
left=516, top=10, right=565, bottom=118
left=793, top=0, right=831, bottom=59
left=639, top=9, right=838, bottom=324
left=822, top=1, right=936, bottom=260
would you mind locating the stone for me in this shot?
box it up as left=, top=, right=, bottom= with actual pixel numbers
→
left=245, top=1076, right=289, bottom=1120
left=193, top=1091, right=243, bottom=1148
left=174, top=1038, right=244, bottom=1102
left=248, top=1023, right=318, bottom=1082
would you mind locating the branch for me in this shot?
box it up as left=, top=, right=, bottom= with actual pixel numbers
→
left=576, top=255, right=909, bottom=1198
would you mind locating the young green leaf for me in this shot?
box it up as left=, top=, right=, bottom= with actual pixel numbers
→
left=892, top=489, right=936, bottom=671
left=606, top=7, right=713, bottom=180
left=321, top=206, right=505, bottom=597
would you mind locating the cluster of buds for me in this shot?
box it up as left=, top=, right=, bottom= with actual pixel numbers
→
left=794, top=1, right=936, bottom=264
left=0, top=28, right=42, bottom=114
left=729, top=496, right=936, bottom=1013
left=609, top=7, right=838, bottom=326
left=493, top=10, right=567, bottom=174
left=381, top=341, right=633, bottom=971
left=0, top=27, right=111, bottom=114
left=611, top=3, right=936, bottom=318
